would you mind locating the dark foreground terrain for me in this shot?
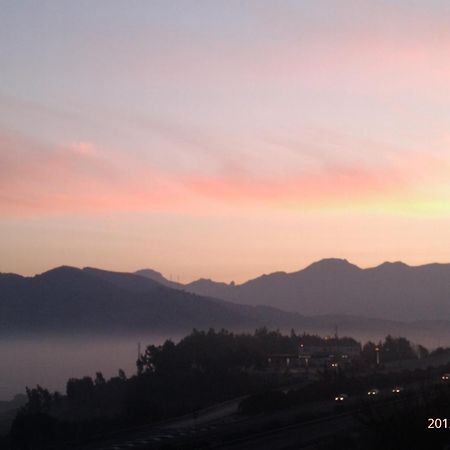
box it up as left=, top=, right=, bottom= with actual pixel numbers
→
left=3, top=329, right=450, bottom=449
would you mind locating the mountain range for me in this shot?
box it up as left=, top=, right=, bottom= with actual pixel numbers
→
left=2, top=259, right=450, bottom=346
left=137, top=258, right=450, bottom=322
left=0, top=266, right=307, bottom=335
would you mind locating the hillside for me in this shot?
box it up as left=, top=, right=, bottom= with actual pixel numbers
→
left=136, top=259, right=450, bottom=321
left=0, top=266, right=307, bottom=335
left=3, top=264, right=450, bottom=345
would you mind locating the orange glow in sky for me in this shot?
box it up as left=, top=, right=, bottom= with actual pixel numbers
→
left=1, top=1, right=450, bottom=281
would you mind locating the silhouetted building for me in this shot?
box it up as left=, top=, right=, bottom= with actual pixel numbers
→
left=298, top=337, right=361, bottom=369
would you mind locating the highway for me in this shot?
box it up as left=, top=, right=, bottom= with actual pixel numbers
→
left=72, top=410, right=358, bottom=450
left=212, top=411, right=358, bottom=450
left=68, top=378, right=442, bottom=450
left=70, top=395, right=366, bottom=450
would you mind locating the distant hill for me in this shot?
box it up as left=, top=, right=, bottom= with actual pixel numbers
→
left=136, top=258, right=450, bottom=321
left=134, top=269, right=183, bottom=290
left=0, top=266, right=310, bottom=335
left=3, top=265, right=450, bottom=346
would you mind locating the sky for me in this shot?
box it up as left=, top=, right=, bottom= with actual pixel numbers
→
left=1, top=0, right=450, bottom=282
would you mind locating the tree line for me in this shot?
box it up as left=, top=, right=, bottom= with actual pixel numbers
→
left=4, top=328, right=431, bottom=449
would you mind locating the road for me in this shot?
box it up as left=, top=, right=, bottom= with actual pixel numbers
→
left=212, top=412, right=358, bottom=450
left=70, top=395, right=359, bottom=450
left=70, top=396, right=245, bottom=450
left=69, top=378, right=441, bottom=450
left=71, top=406, right=362, bottom=450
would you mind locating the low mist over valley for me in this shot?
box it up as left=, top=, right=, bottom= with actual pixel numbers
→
left=2, top=259, right=450, bottom=348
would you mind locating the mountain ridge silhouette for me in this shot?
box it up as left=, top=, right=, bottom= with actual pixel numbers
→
left=136, top=258, right=450, bottom=321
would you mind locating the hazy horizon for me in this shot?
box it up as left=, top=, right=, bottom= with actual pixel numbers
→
left=4, top=256, right=450, bottom=284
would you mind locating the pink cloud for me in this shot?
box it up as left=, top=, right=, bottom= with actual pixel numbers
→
left=0, top=130, right=197, bottom=216
left=68, top=141, right=97, bottom=156
left=1, top=128, right=449, bottom=217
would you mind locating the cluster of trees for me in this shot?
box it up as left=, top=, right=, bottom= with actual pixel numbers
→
left=361, top=335, right=426, bottom=364
left=5, top=329, right=432, bottom=449
left=136, top=327, right=351, bottom=375
left=9, top=328, right=317, bottom=449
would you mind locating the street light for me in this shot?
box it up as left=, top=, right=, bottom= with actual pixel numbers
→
left=375, top=347, right=380, bottom=366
